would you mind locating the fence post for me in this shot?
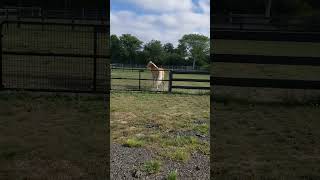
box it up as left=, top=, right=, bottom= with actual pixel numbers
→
left=168, top=70, right=173, bottom=93
left=17, top=9, right=21, bottom=28
left=139, top=70, right=142, bottom=91
left=72, top=17, right=75, bottom=30
left=0, top=24, right=3, bottom=89
left=41, top=9, right=45, bottom=31
left=93, top=27, right=97, bottom=92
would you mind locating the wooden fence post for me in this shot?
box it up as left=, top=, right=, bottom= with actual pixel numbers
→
left=168, top=70, right=173, bottom=93
left=139, top=70, right=142, bottom=91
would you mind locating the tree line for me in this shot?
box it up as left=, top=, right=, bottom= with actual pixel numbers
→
left=111, top=34, right=210, bottom=69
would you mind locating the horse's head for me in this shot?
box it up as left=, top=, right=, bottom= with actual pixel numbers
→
left=146, top=61, right=154, bottom=70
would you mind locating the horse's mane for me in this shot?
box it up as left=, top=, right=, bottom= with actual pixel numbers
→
left=147, top=61, right=158, bottom=69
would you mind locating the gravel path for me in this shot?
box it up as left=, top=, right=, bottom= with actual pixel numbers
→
left=111, top=144, right=209, bottom=180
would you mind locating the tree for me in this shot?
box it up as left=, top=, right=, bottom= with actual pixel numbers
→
left=143, top=40, right=164, bottom=65
left=110, top=34, right=122, bottom=63
left=163, top=53, right=186, bottom=66
left=163, top=43, right=175, bottom=53
left=178, top=34, right=210, bottom=69
left=119, top=34, right=143, bottom=65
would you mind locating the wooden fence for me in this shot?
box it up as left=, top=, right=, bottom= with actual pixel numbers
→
left=212, top=14, right=320, bottom=31
left=111, top=67, right=209, bottom=92
left=168, top=70, right=210, bottom=92
left=211, top=30, right=320, bottom=89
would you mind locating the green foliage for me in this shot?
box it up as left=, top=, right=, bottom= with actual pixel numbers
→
left=143, top=160, right=162, bottom=174
left=110, top=33, right=209, bottom=68
left=167, top=170, right=178, bottom=180
left=178, top=34, right=210, bottom=69
left=123, top=138, right=145, bottom=147
left=119, top=34, right=143, bottom=65
left=143, top=40, right=164, bottom=65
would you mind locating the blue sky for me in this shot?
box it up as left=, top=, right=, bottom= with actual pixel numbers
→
left=110, top=0, right=210, bottom=46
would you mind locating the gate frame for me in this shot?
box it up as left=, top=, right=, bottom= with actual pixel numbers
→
left=0, top=20, right=109, bottom=94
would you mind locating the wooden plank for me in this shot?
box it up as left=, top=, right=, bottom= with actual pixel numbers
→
left=211, top=77, right=320, bottom=89
left=212, top=54, right=320, bottom=66
left=111, top=77, right=170, bottom=82
left=171, top=86, right=210, bottom=90
left=211, top=30, right=320, bottom=42
left=172, top=78, right=210, bottom=82
left=172, top=71, right=209, bottom=75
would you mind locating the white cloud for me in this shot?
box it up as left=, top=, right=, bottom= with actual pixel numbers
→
left=198, top=0, right=210, bottom=14
left=111, top=0, right=210, bottom=47
left=123, top=0, right=193, bottom=13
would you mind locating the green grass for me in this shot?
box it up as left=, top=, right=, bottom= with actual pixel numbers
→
left=143, top=160, right=162, bottom=174
left=0, top=92, right=107, bottom=179
left=167, top=148, right=190, bottom=162
left=123, top=138, right=145, bottom=147
left=111, top=91, right=210, bottom=162
left=193, top=124, right=209, bottom=135
left=167, top=169, right=178, bottom=180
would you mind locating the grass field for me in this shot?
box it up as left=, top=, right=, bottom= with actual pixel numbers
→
left=111, top=91, right=210, bottom=178
left=0, top=92, right=107, bottom=179
left=0, top=90, right=210, bottom=179
left=212, top=40, right=320, bottom=178
left=111, top=91, right=210, bottom=155
left=212, top=95, right=320, bottom=179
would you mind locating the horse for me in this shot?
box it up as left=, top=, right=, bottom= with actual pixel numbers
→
left=146, top=61, right=165, bottom=91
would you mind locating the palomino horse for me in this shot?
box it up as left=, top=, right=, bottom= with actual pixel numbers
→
left=146, top=61, right=165, bottom=91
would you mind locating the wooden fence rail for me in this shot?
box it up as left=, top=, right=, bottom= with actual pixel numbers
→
left=168, top=70, right=210, bottom=92
left=111, top=68, right=210, bottom=92
left=211, top=30, right=320, bottom=90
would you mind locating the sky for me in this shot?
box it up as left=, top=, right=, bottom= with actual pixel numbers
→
left=110, top=0, right=210, bottom=47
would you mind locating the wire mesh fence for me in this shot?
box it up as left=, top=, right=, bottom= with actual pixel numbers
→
left=0, top=20, right=109, bottom=93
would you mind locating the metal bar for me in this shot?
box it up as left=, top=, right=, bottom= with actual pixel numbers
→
left=213, top=54, right=320, bottom=66
left=211, top=77, right=320, bottom=89
left=3, top=51, right=110, bottom=59
left=93, top=27, right=97, bottom=92
left=0, top=24, right=3, bottom=89
left=1, top=20, right=109, bottom=28
left=2, top=88, right=107, bottom=94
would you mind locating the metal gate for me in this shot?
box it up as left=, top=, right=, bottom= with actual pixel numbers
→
left=0, top=20, right=109, bottom=93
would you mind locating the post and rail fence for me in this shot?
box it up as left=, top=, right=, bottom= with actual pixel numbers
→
left=111, top=67, right=210, bottom=93
left=211, top=29, right=320, bottom=90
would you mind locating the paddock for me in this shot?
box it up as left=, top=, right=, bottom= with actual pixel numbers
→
left=211, top=29, right=320, bottom=179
